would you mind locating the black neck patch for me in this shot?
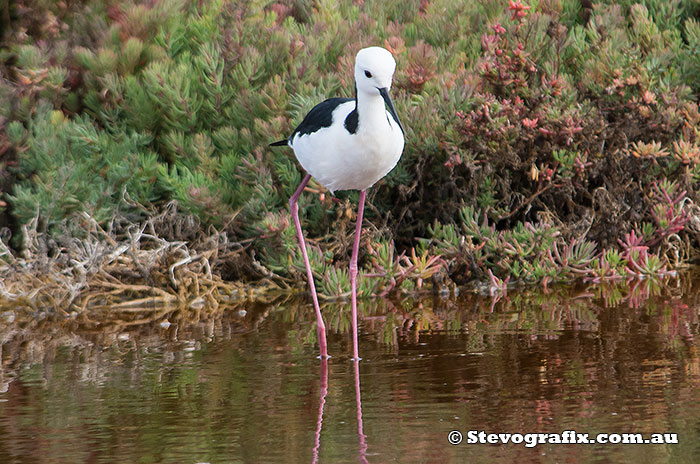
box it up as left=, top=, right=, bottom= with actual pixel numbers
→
left=344, top=86, right=359, bottom=134
left=344, top=109, right=358, bottom=134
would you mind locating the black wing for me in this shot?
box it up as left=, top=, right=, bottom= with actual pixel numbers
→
left=269, top=97, right=354, bottom=147
left=291, top=97, right=353, bottom=138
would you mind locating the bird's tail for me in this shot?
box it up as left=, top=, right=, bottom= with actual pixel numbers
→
left=269, top=139, right=289, bottom=147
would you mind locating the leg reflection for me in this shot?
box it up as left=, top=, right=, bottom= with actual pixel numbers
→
left=312, top=357, right=328, bottom=464
left=354, top=360, right=368, bottom=464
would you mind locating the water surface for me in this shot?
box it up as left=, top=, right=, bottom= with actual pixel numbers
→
left=1, top=280, right=699, bottom=463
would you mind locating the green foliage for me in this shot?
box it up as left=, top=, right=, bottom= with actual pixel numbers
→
left=424, top=205, right=596, bottom=285
left=8, top=107, right=159, bottom=230
left=1, top=0, right=700, bottom=293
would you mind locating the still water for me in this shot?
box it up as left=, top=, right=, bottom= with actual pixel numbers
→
left=1, top=279, right=699, bottom=463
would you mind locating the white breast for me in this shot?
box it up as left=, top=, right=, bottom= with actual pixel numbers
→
left=291, top=103, right=404, bottom=193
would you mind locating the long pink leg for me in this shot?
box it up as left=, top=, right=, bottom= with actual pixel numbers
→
left=290, top=173, right=328, bottom=358
left=350, top=190, right=366, bottom=361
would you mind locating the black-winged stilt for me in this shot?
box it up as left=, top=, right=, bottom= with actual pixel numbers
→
left=271, top=46, right=404, bottom=360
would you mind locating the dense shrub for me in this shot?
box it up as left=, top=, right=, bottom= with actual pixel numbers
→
left=1, top=0, right=699, bottom=297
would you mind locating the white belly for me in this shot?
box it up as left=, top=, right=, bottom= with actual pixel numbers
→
left=291, top=102, right=405, bottom=193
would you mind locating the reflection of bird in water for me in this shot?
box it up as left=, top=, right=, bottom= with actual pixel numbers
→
left=354, top=361, right=368, bottom=463
left=310, top=359, right=368, bottom=464
left=311, top=358, right=327, bottom=464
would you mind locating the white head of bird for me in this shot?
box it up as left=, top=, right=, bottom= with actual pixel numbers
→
left=354, top=47, right=396, bottom=95
left=353, top=47, right=404, bottom=135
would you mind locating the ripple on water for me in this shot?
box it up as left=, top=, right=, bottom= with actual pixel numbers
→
left=1, top=284, right=699, bottom=463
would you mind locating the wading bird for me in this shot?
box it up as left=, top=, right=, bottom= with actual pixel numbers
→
left=270, top=46, right=404, bottom=360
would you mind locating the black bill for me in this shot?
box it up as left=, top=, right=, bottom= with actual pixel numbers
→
left=378, top=87, right=404, bottom=134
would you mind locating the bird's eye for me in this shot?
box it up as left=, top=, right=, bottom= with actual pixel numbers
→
left=364, top=70, right=372, bottom=78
